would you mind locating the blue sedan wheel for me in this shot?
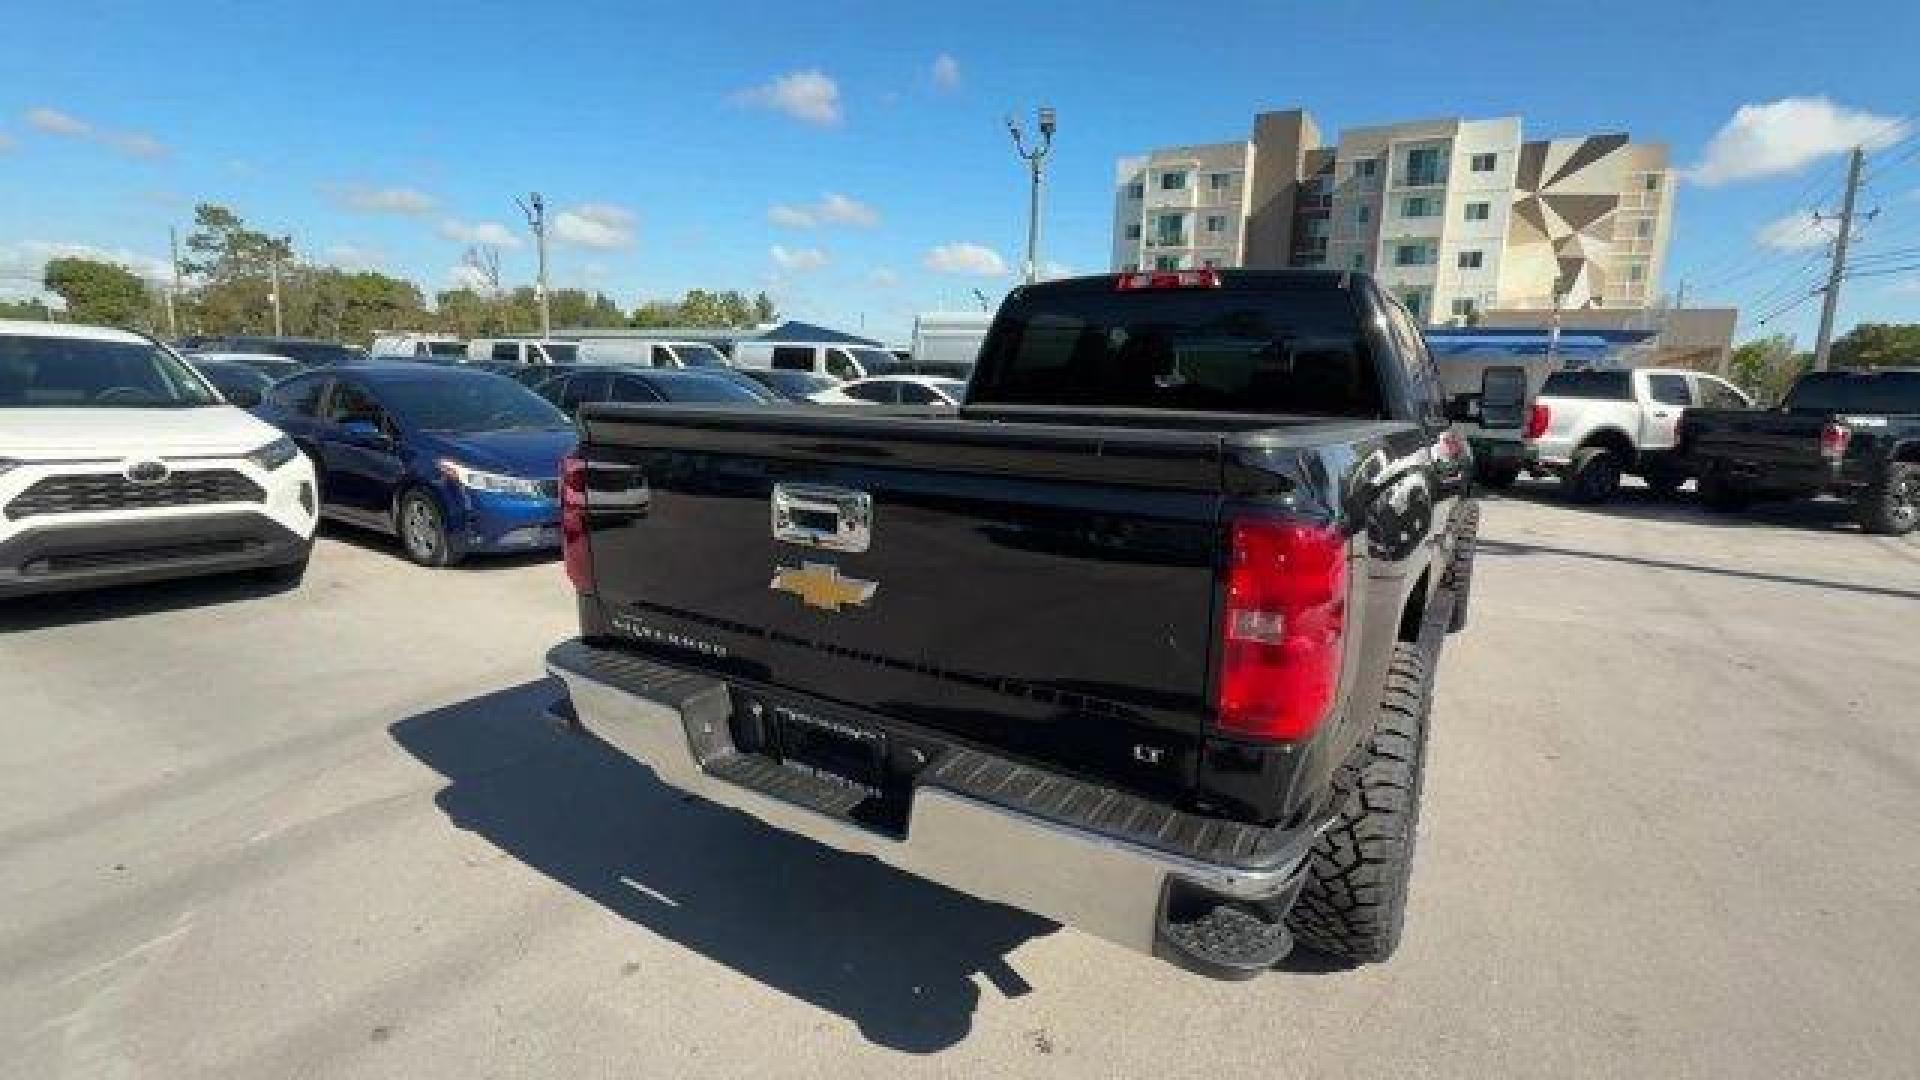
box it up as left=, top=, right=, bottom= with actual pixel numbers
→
left=397, top=488, right=461, bottom=567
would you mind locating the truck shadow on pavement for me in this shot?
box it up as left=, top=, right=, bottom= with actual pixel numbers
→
left=1492, top=479, right=1888, bottom=536
left=390, top=681, right=1056, bottom=1054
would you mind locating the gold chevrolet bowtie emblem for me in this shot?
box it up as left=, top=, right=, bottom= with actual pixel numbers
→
left=771, top=562, right=877, bottom=612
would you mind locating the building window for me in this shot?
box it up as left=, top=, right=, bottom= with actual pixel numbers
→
left=1155, top=214, right=1185, bottom=245
left=1644, top=173, right=1661, bottom=191
left=1403, top=291, right=1426, bottom=318
left=1451, top=297, right=1476, bottom=319
left=1205, top=214, right=1227, bottom=233
left=1471, top=152, right=1497, bottom=172
left=1628, top=263, right=1646, bottom=282
left=1208, top=172, right=1232, bottom=190
left=1201, top=258, right=1221, bottom=269
left=1355, top=158, right=1378, bottom=179
left=1160, top=171, right=1187, bottom=191
left=1303, top=217, right=1329, bottom=239
left=1402, top=196, right=1439, bottom=218
left=1404, top=146, right=1445, bottom=186
left=1636, top=219, right=1654, bottom=239
left=1464, top=201, right=1490, bottom=221
left=1394, top=243, right=1434, bottom=267
left=1355, top=205, right=1372, bottom=224
left=1153, top=255, right=1182, bottom=271
left=1457, top=250, right=1484, bottom=269
left=1125, top=222, right=1141, bottom=240
left=1126, top=181, right=1144, bottom=199
left=1350, top=252, right=1367, bottom=270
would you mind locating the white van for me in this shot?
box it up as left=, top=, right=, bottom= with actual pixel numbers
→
left=371, top=333, right=465, bottom=361
left=575, top=339, right=732, bottom=369
left=909, top=312, right=993, bottom=377
left=466, top=337, right=580, bottom=366
left=730, top=341, right=895, bottom=380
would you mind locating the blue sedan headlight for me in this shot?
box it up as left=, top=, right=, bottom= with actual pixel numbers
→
left=437, top=458, right=547, bottom=497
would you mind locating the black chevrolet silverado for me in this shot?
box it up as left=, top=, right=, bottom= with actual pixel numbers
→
left=545, top=269, right=1478, bottom=978
left=1679, top=367, right=1920, bottom=535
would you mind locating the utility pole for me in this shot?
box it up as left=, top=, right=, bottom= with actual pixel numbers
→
left=165, top=226, right=182, bottom=338
left=1812, top=147, right=1866, bottom=371
left=1007, top=106, right=1057, bottom=285
left=268, top=250, right=284, bottom=336
left=516, top=193, right=551, bottom=339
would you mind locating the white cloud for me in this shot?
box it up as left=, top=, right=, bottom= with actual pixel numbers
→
left=923, top=242, right=1007, bottom=276
left=333, top=185, right=438, bottom=215
left=770, top=244, right=828, bottom=272
left=22, top=106, right=167, bottom=158
left=767, top=192, right=879, bottom=229
left=931, top=54, right=961, bottom=92
left=437, top=218, right=523, bottom=247
left=867, top=267, right=899, bottom=287
left=731, top=69, right=842, bottom=126
left=25, top=106, right=89, bottom=136
left=1689, top=97, right=1910, bottom=186
left=325, top=244, right=386, bottom=272
left=767, top=204, right=816, bottom=228
left=101, top=131, right=168, bottom=159
left=0, top=241, right=174, bottom=297
left=551, top=203, right=636, bottom=249
left=445, top=264, right=494, bottom=292
left=1755, top=213, right=1834, bottom=251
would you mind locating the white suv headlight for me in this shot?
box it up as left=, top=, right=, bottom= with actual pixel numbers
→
left=437, top=458, right=545, bottom=496
left=246, top=436, right=300, bottom=472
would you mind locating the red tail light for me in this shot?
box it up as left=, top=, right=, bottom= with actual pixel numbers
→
left=560, top=454, right=593, bottom=594
left=1523, top=403, right=1551, bottom=440
left=1116, top=268, right=1222, bottom=291
left=1213, top=517, right=1348, bottom=742
left=1819, top=423, right=1852, bottom=462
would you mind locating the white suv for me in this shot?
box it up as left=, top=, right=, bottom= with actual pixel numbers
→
left=1527, top=366, right=1752, bottom=502
left=1, top=320, right=318, bottom=597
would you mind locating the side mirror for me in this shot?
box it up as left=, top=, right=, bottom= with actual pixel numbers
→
left=339, top=419, right=389, bottom=447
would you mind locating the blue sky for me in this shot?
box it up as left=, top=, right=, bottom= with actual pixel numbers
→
left=2, top=0, right=1917, bottom=344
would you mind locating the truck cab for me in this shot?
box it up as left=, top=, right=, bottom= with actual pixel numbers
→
left=1528, top=366, right=1752, bottom=501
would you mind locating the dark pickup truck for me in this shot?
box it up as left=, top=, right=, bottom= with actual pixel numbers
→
left=1680, top=367, right=1920, bottom=535
left=545, top=269, right=1478, bottom=978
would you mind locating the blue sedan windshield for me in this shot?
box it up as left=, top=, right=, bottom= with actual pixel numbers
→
left=374, top=374, right=571, bottom=432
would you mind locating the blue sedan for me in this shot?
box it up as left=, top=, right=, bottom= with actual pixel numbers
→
left=256, top=365, right=575, bottom=566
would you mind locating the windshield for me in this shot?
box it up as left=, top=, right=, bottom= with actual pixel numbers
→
left=374, top=373, right=571, bottom=431
left=650, top=373, right=768, bottom=403
left=850, top=347, right=901, bottom=374
left=426, top=341, right=466, bottom=357
left=673, top=344, right=728, bottom=367
left=1784, top=371, right=1920, bottom=414
left=971, top=286, right=1383, bottom=416
left=195, top=362, right=275, bottom=398
left=0, top=335, right=222, bottom=408
left=752, top=370, right=839, bottom=398
left=256, top=340, right=368, bottom=367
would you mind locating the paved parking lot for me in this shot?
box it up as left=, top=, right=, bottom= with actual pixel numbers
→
left=4, top=489, right=1917, bottom=1079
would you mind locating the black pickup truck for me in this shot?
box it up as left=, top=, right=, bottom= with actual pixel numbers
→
left=545, top=269, right=1478, bottom=978
left=1679, top=367, right=1920, bottom=535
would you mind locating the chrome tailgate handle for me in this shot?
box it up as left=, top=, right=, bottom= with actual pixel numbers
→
left=771, top=483, right=872, bottom=553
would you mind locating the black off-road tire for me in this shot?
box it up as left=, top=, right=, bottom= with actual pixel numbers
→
left=1857, top=462, right=1920, bottom=536
left=1475, top=460, right=1522, bottom=490
left=1697, top=465, right=1752, bottom=513
left=1564, top=447, right=1623, bottom=504
left=1287, top=643, right=1433, bottom=964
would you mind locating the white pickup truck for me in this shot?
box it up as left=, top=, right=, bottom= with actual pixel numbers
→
left=1, top=320, right=318, bottom=597
left=1526, top=366, right=1752, bottom=502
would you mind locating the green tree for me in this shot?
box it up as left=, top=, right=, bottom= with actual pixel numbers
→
left=549, top=289, right=626, bottom=329
left=1728, top=334, right=1808, bottom=405
left=1829, top=323, right=1920, bottom=370
left=753, top=290, right=777, bottom=324
left=42, top=257, right=152, bottom=328
left=180, top=202, right=289, bottom=280
left=627, top=288, right=775, bottom=329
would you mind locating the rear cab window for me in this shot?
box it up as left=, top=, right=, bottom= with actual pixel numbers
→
left=1541, top=370, right=1633, bottom=401
left=1785, top=371, right=1920, bottom=414
left=969, top=280, right=1385, bottom=417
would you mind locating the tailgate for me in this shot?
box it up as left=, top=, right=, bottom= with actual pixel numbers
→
left=578, top=407, right=1228, bottom=800
left=1689, top=410, right=1828, bottom=475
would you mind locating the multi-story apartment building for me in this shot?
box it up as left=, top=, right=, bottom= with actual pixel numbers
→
left=1112, top=109, right=1676, bottom=325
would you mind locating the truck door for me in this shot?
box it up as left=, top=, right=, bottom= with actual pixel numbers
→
left=1641, top=372, right=1692, bottom=451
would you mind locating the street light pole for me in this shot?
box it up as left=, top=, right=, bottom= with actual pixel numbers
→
left=1007, top=106, right=1056, bottom=285
left=516, top=193, right=552, bottom=339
